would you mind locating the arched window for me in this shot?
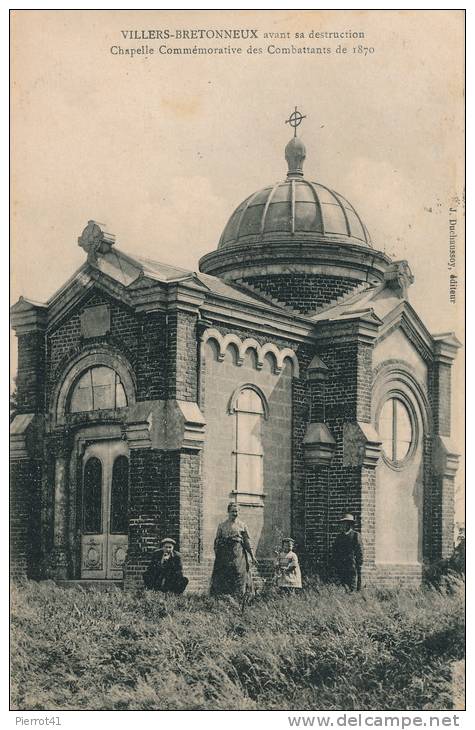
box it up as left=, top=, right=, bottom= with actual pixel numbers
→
left=69, top=366, right=127, bottom=413
left=234, top=387, right=266, bottom=496
left=110, top=455, right=129, bottom=534
left=379, top=397, right=414, bottom=464
left=83, top=457, right=102, bottom=533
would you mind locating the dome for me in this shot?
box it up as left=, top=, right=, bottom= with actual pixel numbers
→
left=201, top=123, right=387, bottom=289
left=218, top=178, right=372, bottom=250
left=218, top=130, right=371, bottom=250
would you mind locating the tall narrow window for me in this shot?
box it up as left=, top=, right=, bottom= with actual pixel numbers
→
left=379, top=397, right=414, bottom=464
left=110, top=455, right=129, bottom=534
left=83, top=457, right=102, bottom=533
left=234, top=388, right=265, bottom=495
left=69, top=366, right=127, bottom=413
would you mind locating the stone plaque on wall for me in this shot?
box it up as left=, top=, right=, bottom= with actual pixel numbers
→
left=80, top=304, right=110, bottom=338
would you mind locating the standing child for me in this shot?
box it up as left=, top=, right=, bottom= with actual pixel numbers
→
left=275, top=538, right=302, bottom=592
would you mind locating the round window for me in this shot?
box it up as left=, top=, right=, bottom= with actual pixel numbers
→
left=378, top=397, right=414, bottom=465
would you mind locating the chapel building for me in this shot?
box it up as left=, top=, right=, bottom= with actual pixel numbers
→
left=10, top=121, right=460, bottom=589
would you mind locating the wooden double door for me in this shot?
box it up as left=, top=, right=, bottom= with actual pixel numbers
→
left=80, top=440, right=129, bottom=579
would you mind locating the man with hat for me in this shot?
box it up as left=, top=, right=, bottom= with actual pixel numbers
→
left=331, top=514, right=363, bottom=592
left=143, top=538, right=189, bottom=594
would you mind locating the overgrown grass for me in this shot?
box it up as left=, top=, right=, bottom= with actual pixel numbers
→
left=11, top=578, right=464, bottom=711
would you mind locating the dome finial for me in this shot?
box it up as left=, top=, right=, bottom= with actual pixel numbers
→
left=285, top=106, right=307, bottom=178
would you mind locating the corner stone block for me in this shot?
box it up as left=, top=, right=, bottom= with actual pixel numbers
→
left=343, top=422, right=381, bottom=468
left=433, top=435, right=460, bottom=478
left=10, top=414, right=44, bottom=460
left=125, top=400, right=206, bottom=451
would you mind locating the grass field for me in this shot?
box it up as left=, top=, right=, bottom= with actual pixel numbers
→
left=11, top=577, right=464, bottom=711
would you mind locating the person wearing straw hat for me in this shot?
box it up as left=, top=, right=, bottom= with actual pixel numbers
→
left=143, top=537, right=189, bottom=594
left=331, top=513, right=363, bottom=592
left=275, top=537, right=302, bottom=592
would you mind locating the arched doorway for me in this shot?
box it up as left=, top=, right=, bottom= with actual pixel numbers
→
left=81, top=439, right=129, bottom=579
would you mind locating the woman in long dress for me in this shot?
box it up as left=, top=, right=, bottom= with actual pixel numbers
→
left=210, top=502, right=257, bottom=597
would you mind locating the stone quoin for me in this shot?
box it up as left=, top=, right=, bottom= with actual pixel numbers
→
left=10, top=115, right=460, bottom=589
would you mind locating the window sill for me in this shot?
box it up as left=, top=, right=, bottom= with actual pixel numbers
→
left=231, top=490, right=266, bottom=507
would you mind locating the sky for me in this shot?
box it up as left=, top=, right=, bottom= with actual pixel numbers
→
left=10, top=9, right=465, bottom=514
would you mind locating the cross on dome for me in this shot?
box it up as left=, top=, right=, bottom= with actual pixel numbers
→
left=285, top=107, right=307, bottom=177
left=285, top=106, right=306, bottom=138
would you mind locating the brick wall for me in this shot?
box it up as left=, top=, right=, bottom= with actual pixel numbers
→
left=179, top=451, right=202, bottom=563
left=16, top=332, right=46, bottom=414
left=136, top=311, right=168, bottom=400
left=167, top=311, right=198, bottom=401
left=440, top=477, right=455, bottom=559
left=10, top=459, right=42, bottom=579
left=242, top=274, right=368, bottom=313
left=47, top=290, right=168, bottom=404
left=304, top=338, right=374, bottom=574
left=427, top=360, right=455, bottom=561
left=291, top=375, right=309, bottom=558
left=125, top=449, right=168, bottom=588
left=429, top=361, right=452, bottom=437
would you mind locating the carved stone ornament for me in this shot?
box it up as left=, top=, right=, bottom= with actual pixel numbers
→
left=384, top=260, right=414, bottom=299
left=82, top=539, right=104, bottom=570
left=111, top=544, right=128, bottom=569
left=78, top=220, right=116, bottom=262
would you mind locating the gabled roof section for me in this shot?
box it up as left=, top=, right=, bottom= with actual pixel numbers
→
left=310, top=281, right=450, bottom=361
left=12, top=244, right=300, bottom=335
left=120, top=250, right=198, bottom=285
left=104, top=248, right=292, bottom=311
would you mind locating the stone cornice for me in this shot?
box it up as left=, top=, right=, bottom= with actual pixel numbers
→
left=166, top=282, right=206, bottom=315
left=432, top=332, right=462, bottom=365
left=200, top=300, right=314, bottom=344
left=10, top=298, right=48, bottom=334
left=199, top=240, right=391, bottom=285
left=315, top=311, right=382, bottom=346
